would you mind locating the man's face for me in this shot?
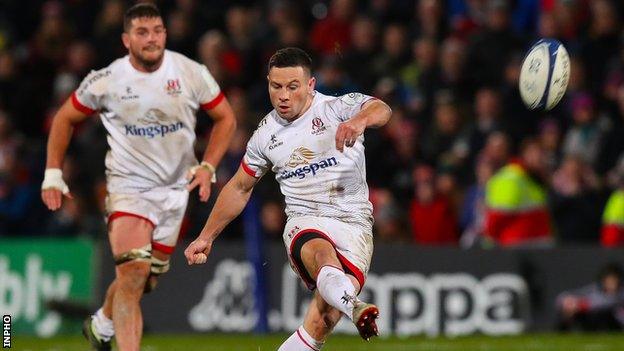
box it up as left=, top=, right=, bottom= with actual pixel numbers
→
left=522, top=143, right=545, bottom=173
left=267, top=66, right=314, bottom=120
left=122, top=16, right=166, bottom=68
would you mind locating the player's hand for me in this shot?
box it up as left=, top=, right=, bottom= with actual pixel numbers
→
left=187, top=168, right=213, bottom=202
left=41, top=168, right=73, bottom=211
left=184, top=237, right=213, bottom=265
left=335, top=116, right=367, bottom=152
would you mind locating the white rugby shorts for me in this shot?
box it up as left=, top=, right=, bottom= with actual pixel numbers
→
left=105, top=187, right=189, bottom=254
left=283, top=216, right=373, bottom=290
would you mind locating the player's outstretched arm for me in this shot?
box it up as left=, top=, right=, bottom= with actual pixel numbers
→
left=335, top=99, right=392, bottom=152
left=41, top=97, right=91, bottom=210
left=184, top=165, right=259, bottom=265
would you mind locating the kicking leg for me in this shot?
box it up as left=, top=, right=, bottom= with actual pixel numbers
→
left=301, top=238, right=379, bottom=340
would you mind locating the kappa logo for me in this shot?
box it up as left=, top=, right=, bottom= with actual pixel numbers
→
left=285, top=147, right=316, bottom=167
left=166, top=79, right=182, bottom=96
left=311, top=117, right=327, bottom=135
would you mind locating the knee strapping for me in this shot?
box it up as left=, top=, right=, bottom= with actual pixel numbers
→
left=143, top=258, right=170, bottom=294
left=150, top=256, right=170, bottom=275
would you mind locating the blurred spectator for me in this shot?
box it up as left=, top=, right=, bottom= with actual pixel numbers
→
left=551, top=0, right=586, bottom=42
left=370, top=188, right=408, bottom=242
left=372, top=23, right=410, bottom=79
left=0, top=113, right=34, bottom=235
left=538, top=118, right=562, bottom=174
left=438, top=37, right=467, bottom=103
left=0, top=50, right=17, bottom=112
left=460, top=155, right=495, bottom=248
left=480, top=131, right=511, bottom=171
left=537, top=11, right=558, bottom=39
left=556, top=263, right=624, bottom=331
left=0, top=110, right=21, bottom=168
left=551, top=155, right=602, bottom=244
left=260, top=201, right=286, bottom=240
left=224, top=6, right=261, bottom=87
left=581, top=0, right=620, bottom=96
left=93, top=0, right=125, bottom=66
left=166, top=10, right=195, bottom=57
left=401, top=36, right=439, bottom=118
left=597, top=84, right=624, bottom=175
left=501, top=53, right=538, bottom=142
left=30, top=1, right=73, bottom=65
left=460, top=87, right=506, bottom=165
left=485, top=137, right=552, bottom=247
left=197, top=30, right=230, bottom=87
left=562, top=93, right=608, bottom=170
left=409, top=164, right=458, bottom=245
left=342, top=16, right=379, bottom=92
left=601, top=169, right=624, bottom=247
left=411, top=0, right=448, bottom=42
left=366, top=106, right=416, bottom=200
left=465, top=0, right=524, bottom=90
left=420, top=91, right=465, bottom=169
left=315, top=56, right=358, bottom=96
left=309, top=0, right=355, bottom=55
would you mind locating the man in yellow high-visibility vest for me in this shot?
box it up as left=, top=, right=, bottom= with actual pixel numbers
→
left=601, top=185, right=624, bottom=246
left=485, top=138, right=553, bottom=246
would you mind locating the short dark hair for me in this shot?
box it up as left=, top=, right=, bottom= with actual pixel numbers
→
left=268, top=47, right=312, bottom=74
left=124, top=3, right=162, bottom=32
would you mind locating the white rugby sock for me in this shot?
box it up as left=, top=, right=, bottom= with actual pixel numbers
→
left=92, top=308, right=115, bottom=341
left=316, top=265, right=358, bottom=320
left=278, top=326, right=324, bottom=351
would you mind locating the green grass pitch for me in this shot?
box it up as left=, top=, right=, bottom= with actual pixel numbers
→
left=12, top=333, right=624, bottom=351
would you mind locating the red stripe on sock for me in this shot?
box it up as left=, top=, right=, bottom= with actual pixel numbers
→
left=296, top=329, right=319, bottom=351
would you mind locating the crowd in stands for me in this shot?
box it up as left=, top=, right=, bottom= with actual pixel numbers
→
left=1, top=0, right=624, bottom=248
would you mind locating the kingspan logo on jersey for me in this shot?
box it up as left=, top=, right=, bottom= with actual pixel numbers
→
left=280, top=147, right=338, bottom=180
left=124, top=108, right=184, bottom=139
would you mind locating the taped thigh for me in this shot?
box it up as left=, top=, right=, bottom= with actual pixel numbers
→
left=113, top=244, right=152, bottom=265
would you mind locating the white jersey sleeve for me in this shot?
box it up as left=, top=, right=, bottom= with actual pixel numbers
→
left=194, top=64, right=224, bottom=109
left=242, top=124, right=270, bottom=178
left=72, top=68, right=112, bottom=114
left=326, top=92, right=375, bottom=122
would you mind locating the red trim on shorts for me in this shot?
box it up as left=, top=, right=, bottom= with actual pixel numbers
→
left=71, top=91, right=96, bottom=115
left=152, top=241, right=175, bottom=254
left=200, top=92, right=225, bottom=110
left=240, top=161, right=257, bottom=177
left=108, top=211, right=155, bottom=228
left=296, top=329, right=319, bottom=351
left=336, top=252, right=365, bottom=289
left=288, top=229, right=366, bottom=290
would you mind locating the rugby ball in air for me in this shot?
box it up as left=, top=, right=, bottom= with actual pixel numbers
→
left=519, top=38, right=570, bottom=110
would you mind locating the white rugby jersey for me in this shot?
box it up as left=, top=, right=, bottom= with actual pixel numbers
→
left=242, top=91, right=375, bottom=228
left=71, top=50, right=223, bottom=193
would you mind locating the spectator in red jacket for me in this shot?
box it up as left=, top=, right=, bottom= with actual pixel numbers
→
left=409, top=164, right=458, bottom=245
